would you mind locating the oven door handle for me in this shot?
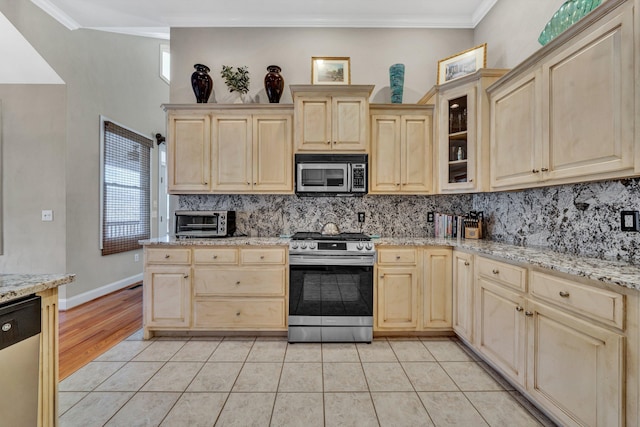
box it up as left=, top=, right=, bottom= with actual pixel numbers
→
left=289, top=254, right=375, bottom=266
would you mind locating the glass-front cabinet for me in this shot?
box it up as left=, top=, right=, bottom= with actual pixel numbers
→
left=425, top=69, right=508, bottom=193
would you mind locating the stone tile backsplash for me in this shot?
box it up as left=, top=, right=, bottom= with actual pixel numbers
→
left=179, top=178, right=640, bottom=264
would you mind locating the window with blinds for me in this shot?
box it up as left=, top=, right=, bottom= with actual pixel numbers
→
left=100, top=118, right=152, bottom=255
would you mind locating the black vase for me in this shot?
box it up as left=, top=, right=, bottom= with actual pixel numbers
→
left=191, top=64, right=213, bottom=103
left=264, top=65, right=284, bottom=103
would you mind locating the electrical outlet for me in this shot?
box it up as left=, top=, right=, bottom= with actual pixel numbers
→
left=134, top=253, right=140, bottom=262
left=621, top=210, right=640, bottom=232
left=358, top=212, right=365, bottom=223
left=427, top=212, right=434, bottom=223
left=41, top=210, right=53, bottom=222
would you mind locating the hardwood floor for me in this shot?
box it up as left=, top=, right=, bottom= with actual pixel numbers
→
left=58, top=284, right=143, bottom=380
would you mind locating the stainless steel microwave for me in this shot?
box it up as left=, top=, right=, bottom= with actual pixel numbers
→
left=174, top=211, right=236, bottom=238
left=295, top=154, right=367, bottom=196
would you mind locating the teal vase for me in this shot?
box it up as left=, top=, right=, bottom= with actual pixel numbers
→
left=389, top=64, right=405, bottom=104
left=538, top=0, right=602, bottom=46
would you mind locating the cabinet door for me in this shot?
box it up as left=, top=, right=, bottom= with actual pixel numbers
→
left=490, top=70, right=543, bottom=190
left=401, top=115, right=433, bottom=193
left=332, top=96, right=368, bottom=151
left=475, top=277, right=526, bottom=386
left=376, top=266, right=418, bottom=330
left=422, top=248, right=452, bottom=329
left=438, top=87, right=477, bottom=192
left=452, top=251, right=474, bottom=342
left=144, top=266, right=191, bottom=328
left=294, top=96, right=331, bottom=151
left=211, top=116, right=252, bottom=191
left=370, top=115, right=401, bottom=192
left=168, top=115, right=211, bottom=193
left=253, top=115, right=293, bottom=192
left=542, top=5, right=634, bottom=182
left=527, top=301, right=624, bottom=427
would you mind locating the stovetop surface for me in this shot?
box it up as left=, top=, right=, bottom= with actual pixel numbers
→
left=291, top=232, right=371, bottom=242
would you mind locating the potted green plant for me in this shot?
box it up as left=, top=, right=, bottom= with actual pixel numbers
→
left=220, top=65, right=250, bottom=103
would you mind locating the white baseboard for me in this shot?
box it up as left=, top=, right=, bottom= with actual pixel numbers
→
left=59, top=273, right=143, bottom=310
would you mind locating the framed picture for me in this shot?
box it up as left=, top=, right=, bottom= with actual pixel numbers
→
left=311, top=57, right=351, bottom=85
left=437, top=43, right=487, bottom=85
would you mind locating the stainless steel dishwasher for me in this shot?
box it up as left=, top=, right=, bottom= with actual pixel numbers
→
left=0, top=295, right=41, bottom=427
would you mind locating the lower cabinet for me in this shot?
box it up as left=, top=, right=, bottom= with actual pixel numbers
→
left=375, top=246, right=452, bottom=332
left=472, top=255, right=626, bottom=427
left=144, top=266, right=192, bottom=329
left=452, top=251, right=474, bottom=342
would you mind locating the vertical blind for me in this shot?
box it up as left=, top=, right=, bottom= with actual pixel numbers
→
left=102, top=120, right=152, bottom=255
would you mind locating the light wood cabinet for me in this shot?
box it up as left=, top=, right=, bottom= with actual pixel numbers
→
left=167, top=113, right=211, bottom=193
left=144, top=266, right=191, bottom=330
left=369, top=105, right=434, bottom=194
left=291, top=85, right=373, bottom=152
left=489, top=0, right=636, bottom=191
left=211, top=113, right=293, bottom=193
left=452, top=251, right=474, bottom=343
left=375, top=247, right=419, bottom=330
left=422, top=248, right=452, bottom=329
left=420, top=69, right=507, bottom=193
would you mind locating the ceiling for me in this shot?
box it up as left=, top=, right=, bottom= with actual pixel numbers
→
left=30, top=0, right=499, bottom=40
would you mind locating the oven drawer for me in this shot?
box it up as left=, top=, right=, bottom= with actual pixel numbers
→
left=193, top=299, right=286, bottom=329
left=241, top=248, right=286, bottom=265
left=193, top=268, right=286, bottom=296
left=146, top=248, right=191, bottom=265
left=377, top=248, right=417, bottom=265
left=193, top=248, right=238, bottom=265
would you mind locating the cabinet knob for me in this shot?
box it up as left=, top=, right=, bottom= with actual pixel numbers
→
left=204, top=182, right=208, bottom=185
left=541, top=167, right=549, bottom=172
left=396, top=255, right=401, bottom=260
left=464, top=261, right=470, bottom=266
left=235, top=281, right=241, bottom=285
left=213, top=255, right=218, bottom=259
left=492, top=269, right=499, bottom=274
left=164, top=254, right=170, bottom=259
left=396, top=183, right=400, bottom=186
left=469, top=179, right=473, bottom=182
left=515, top=305, right=524, bottom=312
left=559, top=291, right=570, bottom=298
left=183, top=275, right=189, bottom=279
left=247, top=182, right=250, bottom=186
left=254, top=182, right=257, bottom=185
left=525, top=311, right=534, bottom=317
left=379, top=275, right=384, bottom=279
left=260, top=256, right=265, bottom=259
left=326, top=141, right=331, bottom=144
left=236, top=311, right=241, bottom=316
left=532, top=169, right=539, bottom=173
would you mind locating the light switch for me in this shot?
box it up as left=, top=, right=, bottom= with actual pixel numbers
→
left=42, top=210, right=53, bottom=222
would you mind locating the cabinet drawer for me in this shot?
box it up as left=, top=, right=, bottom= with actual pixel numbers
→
left=240, top=248, right=286, bottom=265
left=193, top=299, right=286, bottom=329
left=378, top=248, right=417, bottom=265
left=193, top=268, right=286, bottom=296
left=531, top=271, right=624, bottom=329
left=146, top=248, right=191, bottom=265
left=193, top=248, right=238, bottom=265
left=477, top=257, right=526, bottom=292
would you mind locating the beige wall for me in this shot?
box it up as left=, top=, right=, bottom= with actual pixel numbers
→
left=0, top=0, right=169, bottom=301
left=474, top=0, right=566, bottom=68
left=170, top=27, right=473, bottom=104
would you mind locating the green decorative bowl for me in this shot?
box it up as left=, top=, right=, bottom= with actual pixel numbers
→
left=538, top=0, right=602, bottom=46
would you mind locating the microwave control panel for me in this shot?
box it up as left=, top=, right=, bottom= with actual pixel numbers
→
left=352, top=164, right=366, bottom=192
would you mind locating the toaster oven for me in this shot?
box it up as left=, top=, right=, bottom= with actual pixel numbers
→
left=174, top=211, right=236, bottom=238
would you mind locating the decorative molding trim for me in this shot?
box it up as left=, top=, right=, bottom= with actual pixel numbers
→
left=58, top=273, right=143, bottom=310
left=472, top=0, right=500, bottom=27
left=30, top=0, right=80, bottom=30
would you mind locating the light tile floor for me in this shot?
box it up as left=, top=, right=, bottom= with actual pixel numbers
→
left=59, top=332, right=557, bottom=427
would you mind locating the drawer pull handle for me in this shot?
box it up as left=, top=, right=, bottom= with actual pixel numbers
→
left=515, top=306, right=524, bottom=312
left=235, top=281, right=241, bottom=285
left=183, top=275, right=189, bottom=279
left=164, top=254, right=170, bottom=259
left=213, top=255, right=218, bottom=259
left=464, top=261, right=470, bottom=266
left=559, top=291, right=570, bottom=298
left=541, top=167, right=549, bottom=172
left=396, top=256, right=401, bottom=260
left=236, top=311, right=241, bottom=316
left=525, top=311, right=534, bottom=317
left=379, top=275, right=384, bottom=279
left=532, top=169, right=539, bottom=173
left=260, top=256, right=265, bottom=260
left=492, top=269, right=499, bottom=274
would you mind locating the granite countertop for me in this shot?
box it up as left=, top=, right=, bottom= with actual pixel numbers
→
left=0, top=273, right=76, bottom=303
left=141, top=235, right=640, bottom=292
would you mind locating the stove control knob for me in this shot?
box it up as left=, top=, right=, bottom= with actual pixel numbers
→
left=291, top=242, right=299, bottom=249
left=300, top=242, right=307, bottom=249
left=356, top=243, right=364, bottom=250
left=365, top=243, right=373, bottom=250
left=309, top=242, right=317, bottom=249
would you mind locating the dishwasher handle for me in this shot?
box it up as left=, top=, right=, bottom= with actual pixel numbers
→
left=0, top=295, right=41, bottom=351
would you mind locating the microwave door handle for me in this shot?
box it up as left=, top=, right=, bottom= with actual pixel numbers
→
left=347, top=164, right=352, bottom=192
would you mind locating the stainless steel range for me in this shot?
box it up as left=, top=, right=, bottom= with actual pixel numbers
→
left=288, top=232, right=375, bottom=343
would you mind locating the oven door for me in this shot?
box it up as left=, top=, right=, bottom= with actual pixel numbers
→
left=288, top=263, right=373, bottom=321
left=296, top=163, right=350, bottom=193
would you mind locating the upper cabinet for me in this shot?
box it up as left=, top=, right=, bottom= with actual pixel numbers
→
left=164, top=105, right=294, bottom=195
left=421, top=69, right=508, bottom=193
left=370, top=105, right=434, bottom=194
left=290, top=85, right=373, bottom=152
left=489, top=0, right=636, bottom=191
